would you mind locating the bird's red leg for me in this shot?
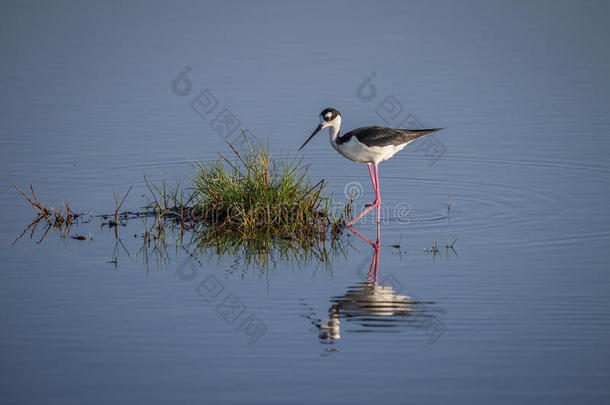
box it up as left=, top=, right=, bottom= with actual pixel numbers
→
left=374, top=163, right=381, bottom=223
left=368, top=162, right=377, bottom=192
left=347, top=163, right=379, bottom=226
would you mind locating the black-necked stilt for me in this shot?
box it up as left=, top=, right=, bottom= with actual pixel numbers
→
left=299, top=108, right=444, bottom=226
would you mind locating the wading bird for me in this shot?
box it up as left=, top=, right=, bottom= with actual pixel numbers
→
left=299, top=108, right=443, bottom=225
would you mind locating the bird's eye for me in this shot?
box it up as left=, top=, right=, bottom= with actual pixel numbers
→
left=324, top=113, right=333, bottom=120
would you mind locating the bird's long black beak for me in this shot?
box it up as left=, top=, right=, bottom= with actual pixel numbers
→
left=299, top=124, right=323, bottom=151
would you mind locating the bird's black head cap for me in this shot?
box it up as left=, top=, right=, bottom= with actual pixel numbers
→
left=320, top=108, right=341, bottom=122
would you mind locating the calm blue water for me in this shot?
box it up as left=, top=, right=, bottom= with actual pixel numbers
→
left=2, top=1, right=610, bottom=404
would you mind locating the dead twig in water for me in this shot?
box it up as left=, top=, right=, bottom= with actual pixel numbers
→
left=13, top=184, right=80, bottom=245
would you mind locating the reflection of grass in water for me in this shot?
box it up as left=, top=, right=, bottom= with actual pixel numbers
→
left=133, top=213, right=349, bottom=273
left=189, top=223, right=347, bottom=271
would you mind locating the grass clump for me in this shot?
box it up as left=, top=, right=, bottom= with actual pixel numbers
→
left=180, top=139, right=350, bottom=240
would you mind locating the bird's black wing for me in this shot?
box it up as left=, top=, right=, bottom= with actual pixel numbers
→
left=346, top=126, right=443, bottom=148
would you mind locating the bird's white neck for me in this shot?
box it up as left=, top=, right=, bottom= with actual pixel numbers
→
left=327, top=116, right=342, bottom=143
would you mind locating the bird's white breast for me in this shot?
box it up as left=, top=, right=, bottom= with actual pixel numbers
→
left=331, top=136, right=407, bottom=164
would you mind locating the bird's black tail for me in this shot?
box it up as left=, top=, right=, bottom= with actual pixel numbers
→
left=398, top=127, right=445, bottom=142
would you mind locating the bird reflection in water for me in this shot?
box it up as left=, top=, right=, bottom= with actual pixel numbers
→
left=312, top=223, right=439, bottom=344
